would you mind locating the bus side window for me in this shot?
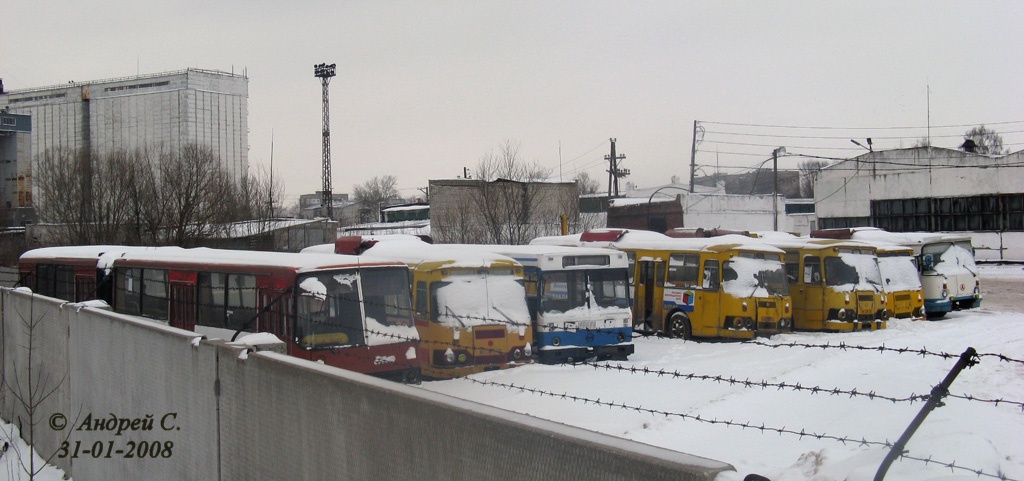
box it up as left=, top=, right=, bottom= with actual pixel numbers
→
left=415, top=281, right=428, bottom=318
left=784, top=253, right=799, bottom=284
left=803, top=256, right=822, bottom=284
left=702, top=260, right=720, bottom=290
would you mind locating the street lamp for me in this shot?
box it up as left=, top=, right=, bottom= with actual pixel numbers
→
left=851, top=138, right=873, bottom=152
left=772, top=147, right=786, bottom=231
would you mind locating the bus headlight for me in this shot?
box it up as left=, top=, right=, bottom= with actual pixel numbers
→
left=617, top=333, right=626, bottom=343
left=444, top=350, right=455, bottom=364
left=838, top=308, right=848, bottom=320
left=551, top=337, right=561, bottom=346
left=524, top=343, right=532, bottom=357
left=512, top=348, right=523, bottom=360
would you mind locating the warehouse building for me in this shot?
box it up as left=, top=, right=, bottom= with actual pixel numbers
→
left=814, top=146, right=1024, bottom=260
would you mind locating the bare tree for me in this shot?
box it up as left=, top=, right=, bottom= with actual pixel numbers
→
left=468, top=140, right=561, bottom=244
left=32, top=141, right=312, bottom=248
left=797, top=160, right=830, bottom=198
left=1, top=295, right=78, bottom=480
left=353, top=175, right=399, bottom=222
left=961, top=125, right=1006, bottom=155
left=575, top=171, right=601, bottom=196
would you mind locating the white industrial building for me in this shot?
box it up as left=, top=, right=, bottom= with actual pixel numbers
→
left=814, top=146, right=1024, bottom=261
left=0, top=68, right=249, bottom=200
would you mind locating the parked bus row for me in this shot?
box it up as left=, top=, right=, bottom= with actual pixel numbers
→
left=308, top=236, right=635, bottom=368
left=17, top=239, right=637, bottom=383
left=809, top=228, right=982, bottom=318
left=532, top=230, right=798, bottom=340
left=18, top=246, right=424, bottom=383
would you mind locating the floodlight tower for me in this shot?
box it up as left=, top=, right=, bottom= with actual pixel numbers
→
left=314, top=63, right=337, bottom=219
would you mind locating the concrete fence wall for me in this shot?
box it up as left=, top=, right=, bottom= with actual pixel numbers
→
left=1, top=287, right=733, bottom=481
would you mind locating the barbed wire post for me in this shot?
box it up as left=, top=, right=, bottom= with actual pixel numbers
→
left=873, top=347, right=978, bottom=481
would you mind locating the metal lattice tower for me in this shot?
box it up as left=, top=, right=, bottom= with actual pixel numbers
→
left=314, top=63, right=337, bottom=219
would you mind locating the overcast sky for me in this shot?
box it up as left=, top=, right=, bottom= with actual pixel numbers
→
left=4, top=1, right=1023, bottom=205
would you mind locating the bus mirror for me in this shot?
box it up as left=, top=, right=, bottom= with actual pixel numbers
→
left=921, top=254, right=934, bottom=270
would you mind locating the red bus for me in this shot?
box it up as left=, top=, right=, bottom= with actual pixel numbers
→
left=19, top=246, right=422, bottom=383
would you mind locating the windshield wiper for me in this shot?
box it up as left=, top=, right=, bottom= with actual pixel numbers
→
left=444, top=305, right=467, bottom=328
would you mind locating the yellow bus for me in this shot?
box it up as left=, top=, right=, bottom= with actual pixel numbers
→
left=760, top=238, right=888, bottom=331
left=533, top=229, right=793, bottom=340
left=316, top=236, right=534, bottom=379
left=873, top=243, right=926, bottom=319
left=811, top=227, right=981, bottom=318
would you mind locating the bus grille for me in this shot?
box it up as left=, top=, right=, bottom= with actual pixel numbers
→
left=475, top=329, right=506, bottom=339
left=895, top=294, right=911, bottom=301
left=858, top=295, right=874, bottom=302
left=757, top=301, right=777, bottom=309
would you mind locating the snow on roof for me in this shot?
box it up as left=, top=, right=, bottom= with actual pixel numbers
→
left=456, top=243, right=627, bottom=259
left=847, top=228, right=973, bottom=246
left=362, top=240, right=521, bottom=269
left=533, top=230, right=784, bottom=255
left=755, top=236, right=877, bottom=252
left=114, top=246, right=402, bottom=272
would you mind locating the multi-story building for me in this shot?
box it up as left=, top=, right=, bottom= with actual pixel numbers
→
left=0, top=110, right=33, bottom=225
left=0, top=68, right=249, bottom=207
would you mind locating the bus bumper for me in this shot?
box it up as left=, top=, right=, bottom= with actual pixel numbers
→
left=824, top=319, right=887, bottom=331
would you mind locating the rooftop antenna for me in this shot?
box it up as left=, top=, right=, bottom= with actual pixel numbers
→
left=314, top=62, right=337, bottom=219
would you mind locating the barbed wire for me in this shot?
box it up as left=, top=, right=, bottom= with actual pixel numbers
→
left=463, top=377, right=1020, bottom=481
left=581, top=362, right=931, bottom=404
left=745, top=339, right=1024, bottom=366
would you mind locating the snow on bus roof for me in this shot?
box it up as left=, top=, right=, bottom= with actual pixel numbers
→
left=754, top=236, right=878, bottom=252
left=601, top=234, right=787, bottom=255
left=304, top=238, right=522, bottom=269
left=534, top=230, right=785, bottom=255
left=361, top=239, right=521, bottom=269
left=460, top=244, right=624, bottom=257
left=845, top=228, right=973, bottom=246
left=114, top=246, right=402, bottom=272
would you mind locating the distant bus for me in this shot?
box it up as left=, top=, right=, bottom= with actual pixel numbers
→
left=457, top=244, right=634, bottom=363
left=759, top=237, right=888, bottom=331
left=19, top=246, right=423, bottom=384
left=533, top=229, right=793, bottom=340
left=317, top=236, right=534, bottom=379
left=812, top=228, right=981, bottom=318
left=873, top=243, right=925, bottom=319
left=18, top=246, right=145, bottom=302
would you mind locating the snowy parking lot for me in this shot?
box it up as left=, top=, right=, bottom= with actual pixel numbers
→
left=422, top=264, right=1024, bottom=481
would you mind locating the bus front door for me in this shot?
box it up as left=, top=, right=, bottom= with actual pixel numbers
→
left=636, top=260, right=662, bottom=332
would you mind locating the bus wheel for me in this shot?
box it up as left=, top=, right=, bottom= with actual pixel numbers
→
left=668, top=313, right=692, bottom=339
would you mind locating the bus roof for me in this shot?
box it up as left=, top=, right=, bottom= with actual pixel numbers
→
left=455, top=244, right=630, bottom=268
left=346, top=239, right=522, bottom=270
left=112, top=247, right=403, bottom=273
left=812, top=227, right=973, bottom=246
left=756, top=237, right=878, bottom=252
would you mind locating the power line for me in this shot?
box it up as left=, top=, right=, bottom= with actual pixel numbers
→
left=700, top=119, right=1024, bottom=130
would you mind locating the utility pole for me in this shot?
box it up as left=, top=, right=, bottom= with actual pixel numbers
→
left=314, top=63, right=336, bottom=219
left=689, top=120, right=701, bottom=193
left=605, top=138, right=629, bottom=197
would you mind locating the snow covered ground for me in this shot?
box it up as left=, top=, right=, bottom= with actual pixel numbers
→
left=422, top=264, right=1024, bottom=481
left=3, top=265, right=1021, bottom=481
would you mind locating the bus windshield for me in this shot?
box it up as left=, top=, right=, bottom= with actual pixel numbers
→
left=922, top=241, right=978, bottom=275
left=723, top=254, right=790, bottom=297
left=540, top=269, right=630, bottom=314
left=588, top=268, right=631, bottom=309
left=824, top=251, right=884, bottom=291
left=296, top=270, right=366, bottom=348
left=432, top=271, right=529, bottom=330
left=360, top=267, right=417, bottom=345
left=878, top=255, right=922, bottom=291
